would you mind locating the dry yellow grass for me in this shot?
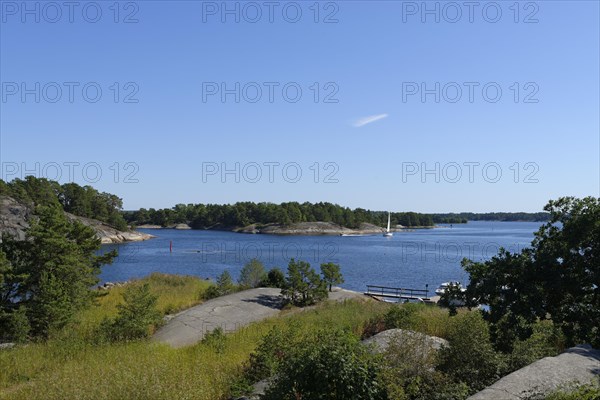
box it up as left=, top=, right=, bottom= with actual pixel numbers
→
left=0, top=277, right=447, bottom=400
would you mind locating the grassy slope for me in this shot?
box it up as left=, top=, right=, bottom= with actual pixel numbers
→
left=0, top=275, right=451, bottom=400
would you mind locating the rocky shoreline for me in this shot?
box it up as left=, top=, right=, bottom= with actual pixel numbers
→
left=136, top=221, right=439, bottom=236
left=0, top=195, right=154, bottom=244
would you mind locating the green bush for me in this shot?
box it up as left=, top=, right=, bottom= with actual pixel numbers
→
left=201, top=327, right=227, bottom=354
left=238, top=259, right=266, bottom=288
left=244, top=325, right=295, bottom=383
left=0, top=306, right=30, bottom=343
left=437, top=311, right=502, bottom=394
left=545, top=381, right=600, bottom=400
left=260, top=268, right=286, bottom=288
left=383, top=303, right=424, bottom=330
left=380, top=329, right=468, bottom=400
left=201, top=285, right=222, bottom=300
left=99, top=283, right=162, bottom=341
left=507, top=320, right=564, bottom=372
left=201, top=271, right=237, bottom=300
left=261, top=328, right=386, bottom=400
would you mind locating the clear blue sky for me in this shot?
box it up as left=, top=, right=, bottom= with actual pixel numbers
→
left=1, top=0, right=598, bottom=212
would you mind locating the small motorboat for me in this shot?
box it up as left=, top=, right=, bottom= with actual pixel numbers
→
left=435, top=281, right=465, bottom=296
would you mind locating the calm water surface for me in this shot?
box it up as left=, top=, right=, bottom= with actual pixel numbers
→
left=100, top=221, right=541, bottom=292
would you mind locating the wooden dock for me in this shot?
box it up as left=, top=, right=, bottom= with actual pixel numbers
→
left=364, top=284, right=435, bottom=303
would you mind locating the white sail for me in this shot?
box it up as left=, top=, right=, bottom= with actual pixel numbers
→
left=387, top=212, right=391, bottom=232
left=384, top=212, right=393, bottom=237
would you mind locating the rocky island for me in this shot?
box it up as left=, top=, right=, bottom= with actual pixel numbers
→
left=0, top=195, right=154, bottom=244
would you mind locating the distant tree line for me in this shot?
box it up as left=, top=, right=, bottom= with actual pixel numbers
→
left=123, top=202, right=436, bottom=229
left=432, top=212, right=550, bottom=224
left=0, top=177, right=128, bottom=231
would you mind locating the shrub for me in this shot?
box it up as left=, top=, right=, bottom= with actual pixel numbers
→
left=545, top=381, right=600, bottom=400
left=238, top=258, right=266, bottom=288
left=245, top=325, right=295, bottom=383
left=379, top=329, right=469, bottom=400
left=383, top=303, right=424, bottom=330
left=437, top=311, right=502, bottom=394
left=216, top=270, right=234, bottom=294
left=0, top=306, right=30, bottom=343
left=201, top=327, right=227, bottom=354
left=201, top=285, right=222, bottom=300
left=506, top=320, right=564, bottom=372
left=202, top=271, right=236, bottom=300
left=261, top=328, right=386, bottom=400
left=100, top=283, right=162, bottom=341
left=260, top=268, right=286, bottom=288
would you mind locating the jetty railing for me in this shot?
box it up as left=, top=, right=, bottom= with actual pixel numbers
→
left=365, top=284, right=430, bottom=301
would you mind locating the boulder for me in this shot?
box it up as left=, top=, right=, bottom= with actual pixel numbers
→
left=362, top=328, right=448, bottom=353
left=468, top=345, right=600, bottom=399
left=0, top=196, right=31, bottom=241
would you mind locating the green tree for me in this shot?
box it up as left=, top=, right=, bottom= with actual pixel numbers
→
left=238, top=258, right=266, bottom=288
left=320, top=262, right=344, bottom=292
left=260, top=268, right=286, bottom=288
left=0, top=250, right=30, bottom=342
left=282, top=259, right=327, bottom=306
left=463, top=197, right=600, bottom=348
left=101, top=283, right=162, bottom=341
left=217, top=270, right=235, bottom=295
left=0, top=205, right=116, bottom=339
left=437, top=311, right=502, bottom=394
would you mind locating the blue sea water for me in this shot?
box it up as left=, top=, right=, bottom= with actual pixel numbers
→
left=99, top=221, right=541, bottom=293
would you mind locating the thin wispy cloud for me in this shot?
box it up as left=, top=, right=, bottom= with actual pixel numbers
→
left=352, top=113, right=388, bottom=128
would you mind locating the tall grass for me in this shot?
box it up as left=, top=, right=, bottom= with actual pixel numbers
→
left=0, top=280, right=451, bottom=400
left=73, top=273, right=212, bottom=339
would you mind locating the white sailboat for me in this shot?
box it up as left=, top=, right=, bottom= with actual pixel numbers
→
left=383, top=212, right=393, bottom=237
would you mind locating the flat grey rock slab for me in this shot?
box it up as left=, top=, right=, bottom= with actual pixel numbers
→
left=153, top=288, right=283, bottom=348
left=468, top=345, right=600, bottom=400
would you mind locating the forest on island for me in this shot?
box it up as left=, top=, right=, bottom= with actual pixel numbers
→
left=123, top=202, right=435, bottom=229
left=0, top=177, right=128, bottom=231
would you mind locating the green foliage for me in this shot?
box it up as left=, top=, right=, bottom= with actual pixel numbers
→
left=281, top=259, right=327, bottom=306
left=217, top=270, right=234, bottom=294
left=380, top=331, right=469, bottom=400
left=0, top=306, right=30, bottom=343
left=545, top=381, right=600, bottom=400
left=383, top=303, right=424, bottom=330
left=238, top=258, right=266, bottom=288
left=432, top=212, right=550, bottom=223
left=1, top=177, right=128, bottom=230
left=123, top=200, right=437, bottom=229
left=261, top=328, right=387, bottom=400
left=506, top=320, right=564, bottom=372
left=260, top=267, right=286, bottom=288
left=0, top=205, right=116, bottom=339
left=437, top=311, right=502, bottom=394
left=202, top=271, right=236, bottom=300
left=201, top=327, right=227, bottom=354
left=244, top=325, right=294, bottom=383
left=100, top=283, right=162, bottom=341
left=363, top=303, right=452, bottom=340
left=0, top=299, right=388, bottom=399
left=320, top=262, right=344, bottom=291
left=463, top=196, right=600, bottom=349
